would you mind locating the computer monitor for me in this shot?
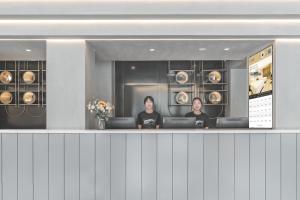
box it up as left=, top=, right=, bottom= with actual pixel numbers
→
left=163, top=117, right=196, bottom=129
left=216, top=117, right=249, bottom=128
left=107, top=117, right=136, bottom=129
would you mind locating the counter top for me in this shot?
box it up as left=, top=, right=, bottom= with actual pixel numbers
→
left=0, top=129, right=299, bottom=134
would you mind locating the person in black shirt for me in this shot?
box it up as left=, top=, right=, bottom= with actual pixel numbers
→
left=137, top=96, right=161, bottom=129
left=185, top=97, right=210, bottom=128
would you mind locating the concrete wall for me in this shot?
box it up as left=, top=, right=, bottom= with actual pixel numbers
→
left=46, top=40, right=86, bottom=129
left=228, top=60, right=248, bottom=117
left=85, top=46, right=114, bottom=129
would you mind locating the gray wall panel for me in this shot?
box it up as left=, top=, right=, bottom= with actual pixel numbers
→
left=188, top=134, right=204, bottom=200
left=95, top=133, right=111, bottom=200
left=141, top=134, right=157, bottom=200
left=266, top=134, right=281, bottom=200
left=157, top=134, right=172, bottom=200
left=219, top=134, right=235, bottom=200
left=297, top=134, right=300, bottom=200
left=1, top=132, right=300, bottom=200
left=110, top=134, right=126, bottom=200
left=49, top=134, right=65, bottom=200
left=281, top=134, right=297, bottom=200
left=173, top=134, right=188, bottom=200
left=250, top=134, right=266, bottom=200
left=204, top=134, right=219, bottom=200
left=235, top=134, right=250, bottom=200
left=65, top=134, right=80, bottom=200
left=2, top=134, right=18, bottom=200
left=0, top=134, right=2, bottom=200
left=18, top=134, right=33, bottom=200
left=33, top=134, right=49, bottom=200
left=79, top=134, right=96, bottom=200
left=126, top=134, right=142, bottom=200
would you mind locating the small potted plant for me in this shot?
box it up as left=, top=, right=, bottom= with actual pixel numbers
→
left=87, top=98, right=113, bottom=129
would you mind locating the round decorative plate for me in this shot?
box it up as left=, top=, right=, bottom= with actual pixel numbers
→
left=0, top=91, right=13, bottom=104
left=23, top=71, right=36, bottom=84
left=175, top=71, right=189, bottom=84
left=0, top=70, right=13, bottom=84
left=23, top=91, right=36, bottom=104
left=208, top=91, right=222, bottom=104
left=208, top=71, right=222, bottom=83
left=175, top=91, right=189, bottom=104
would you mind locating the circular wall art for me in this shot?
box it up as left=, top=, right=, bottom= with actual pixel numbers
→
left=0, top=91, right=13, bottom=104
left=208, top=70, right=222, bottom=83
left=23, top=71, right=36, bottom=84
left=208, top=91, right=222, bottom=104
left=23, top=91, right=36, bottom=104
left=175, top=91, right=189, bottom=104
left=0, top=70, right=13, bottom=84
left=175, top=71, right=189, bottom=84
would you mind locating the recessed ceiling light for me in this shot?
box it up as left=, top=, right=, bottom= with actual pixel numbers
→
left=24, top=49, right=31, bottom=52
left=149, top=48, right=155, bottom=52
left=224, top=48, right=230, bottom=51
left=130, top=65, right=136, bottom=70
left=198, top=48, right=207, bottom=51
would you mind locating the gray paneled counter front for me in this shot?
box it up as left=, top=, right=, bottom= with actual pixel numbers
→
left=0, top=129, right=299, bottom=200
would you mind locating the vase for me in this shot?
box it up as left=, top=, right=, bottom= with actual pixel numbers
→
left=96, top=118, right=106, bottom=130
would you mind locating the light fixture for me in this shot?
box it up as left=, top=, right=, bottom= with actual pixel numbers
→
left=24, top=49, right=31, bottom=52
left=198, top=47, right=207, bottom=51
left=224, top=48, right=230, bottom=51
left=130, top=66, right=136, bottom=70
left=149, top=48, right=155, bottom=52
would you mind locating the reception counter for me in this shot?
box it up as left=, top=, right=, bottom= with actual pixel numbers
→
left=0, top=128, right=299, bottom=134
left=0, top=129, right=299, bottom=200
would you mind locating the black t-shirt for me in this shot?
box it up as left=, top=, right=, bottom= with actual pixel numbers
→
left=185, top=112, right=210, bottom=128
left=137, top=111, right=161, bottom=129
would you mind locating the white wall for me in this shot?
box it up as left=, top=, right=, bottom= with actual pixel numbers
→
left=275, top=40, right=300, bottom=129
left=46, top=40, right=86, bottom=129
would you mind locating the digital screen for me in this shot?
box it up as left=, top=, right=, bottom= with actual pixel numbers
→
left=248, top=46, right=273, bottom=128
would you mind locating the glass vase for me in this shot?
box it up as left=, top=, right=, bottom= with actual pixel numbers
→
left=96, top=118, right=106, bottom=130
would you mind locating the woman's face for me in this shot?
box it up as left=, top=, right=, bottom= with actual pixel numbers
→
left=145, top=99, right=154, bottom=110
left=192, top=99, right=202, bottom=112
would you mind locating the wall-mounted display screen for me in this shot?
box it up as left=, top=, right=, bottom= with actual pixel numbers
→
left=248, top=46, right=273, bottom=128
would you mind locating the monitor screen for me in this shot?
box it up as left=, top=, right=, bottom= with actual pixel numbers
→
left=248, top=45, right=273, bottom=128
left=162, top=117, right=196, bottom=129
left=216, top=117, right=249, bottom=128
left=107, top=117, right=136, bottom=129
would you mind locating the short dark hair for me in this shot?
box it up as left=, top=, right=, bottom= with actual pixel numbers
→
left=192, top=97, right=203, bottom=105
left=144, top=96, right=154, bottom=104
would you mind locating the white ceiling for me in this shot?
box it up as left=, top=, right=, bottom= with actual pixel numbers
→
left=0, top=40, right=273, bottom=61
left=88, top=40, right=273, bottom=61
left=0, top=40, right=46, bottom=60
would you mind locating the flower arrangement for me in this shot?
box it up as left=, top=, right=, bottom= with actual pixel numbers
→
left=87, top=98, right=113, bottom=121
